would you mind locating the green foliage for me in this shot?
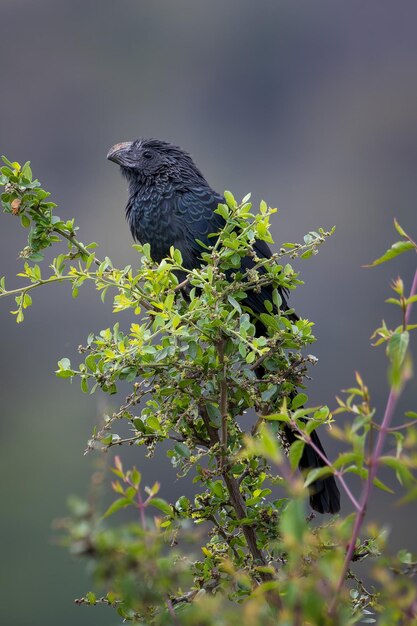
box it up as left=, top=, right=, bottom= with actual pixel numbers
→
left=2, top=157, right=417, bottom=624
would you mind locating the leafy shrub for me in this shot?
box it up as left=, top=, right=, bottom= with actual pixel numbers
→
left=1, top=157, right=417, bottom=625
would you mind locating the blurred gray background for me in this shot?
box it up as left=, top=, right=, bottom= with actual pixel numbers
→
left=1, top=1, right=416, bottom=624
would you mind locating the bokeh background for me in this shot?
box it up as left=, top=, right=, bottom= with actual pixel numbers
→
left=1, top=1, right=417, bottom=624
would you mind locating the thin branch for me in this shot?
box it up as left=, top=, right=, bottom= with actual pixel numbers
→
left=217, top=338, right=228, bottom=457
left=172, top=277, right=190, bottom=292
left=200, top=406, right=282, bottom=610
left=105, top=433, right=186, bottom=448
left=250, top=351, right=270, bottom=372
left=373, top=421, right=416, bottom=432
left=53, top=225, right=101, bottom=266
left=0, top=275, right=73, bottom=298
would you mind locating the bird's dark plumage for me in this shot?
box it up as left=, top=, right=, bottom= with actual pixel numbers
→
left=107, top=137, right=340, bottom=515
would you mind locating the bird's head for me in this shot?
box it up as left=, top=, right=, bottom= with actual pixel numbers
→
left=106, top=138, right=207, bottom=186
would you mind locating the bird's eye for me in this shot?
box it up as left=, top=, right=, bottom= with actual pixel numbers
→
left=142, top=150, right=153, bottom=159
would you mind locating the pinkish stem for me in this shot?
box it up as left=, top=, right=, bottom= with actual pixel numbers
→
left=137, top=488, right=147, bottom=530
left=329, top=265, right=417, bottom=613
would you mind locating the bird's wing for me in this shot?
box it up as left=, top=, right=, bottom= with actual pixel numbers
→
left=167, top=186, right=225, bottom=268
left=164, top=186, right=292, bottom=318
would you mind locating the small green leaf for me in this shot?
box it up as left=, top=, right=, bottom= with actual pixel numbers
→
left=147, top=415, right=162, bottom=431
left=21, top=161, right=32, bottom=181
left=174, top=442, right=191, bottom=459
left=333, top=452, right=361, bottom=469
left=211, top=480, right=224, bottom=498
left=304, top=466, right=334, bottom=488
left=246, top=351, right=256, bottom=364
left=85, top=591, right=96, bottom=605
left=261, top=385, right=278, bottom=403
left=393, top=218, right=410, bottom=240
left=292, top=393, right=308, bottom=410
left=224, top=190, right=236, bottom=209
left=102, top=497, right=132, bottom=518
left=372, top=476, right=394, bottom=494
left=398, top=549, right=413, bottom=564
left=206, top=403, right=221, bottom=427
left=289, top=440, right=305, bottom=471
left=227, top=295, right=241, bottom=313
left=131, top=468, right=141, bottom=488
left=215, top=203, right=229, bottom=219
left=365, top=240, right=414, bottom=267
left=20, top=214, right=30, bottom=228
left=379, top=456, right=414, bottom=486
left=56, top=357, right=75, bottom=378
left=263, top=412, right=290, bottom=423
left=387, top=331, right=409, bottom=367
left=148, top=497, right=173, bottom=516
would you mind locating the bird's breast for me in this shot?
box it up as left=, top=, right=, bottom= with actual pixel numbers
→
left=127, top=185, right=180, bottom=263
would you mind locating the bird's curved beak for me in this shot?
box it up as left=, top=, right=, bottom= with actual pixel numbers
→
left=106, top=141, right=133, bottom=166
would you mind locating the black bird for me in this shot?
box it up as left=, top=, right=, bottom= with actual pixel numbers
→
left=107, top=138, right=340, bottom=515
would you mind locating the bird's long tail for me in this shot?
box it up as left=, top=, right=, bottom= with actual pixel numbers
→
left=252, top=313, right=340, bottom=514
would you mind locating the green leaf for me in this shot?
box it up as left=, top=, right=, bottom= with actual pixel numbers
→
left=85, top=592, right=96, bottom=605
left=333, top=452, right=361, bottom=469
left=21, top=161, right=32, bottom=181
left=246, top=351, right=256, bottom=364
left=261, top=385, right=278, bottom=403
left=215, top=203, right=229, bottom=219
left=172, top=247, right=183, bottom=265
left=130, top=468, right=141, bottom=488
left=397, top=549, right=414, bottom=564
left=289, top=440, right=305, bottom=471
left=365, top=240, right=414, bottom=267
left=387, top=331, right=409, bottom=368
left=227, top=295, right=241, bottom=313
left=304, top=466, right=334, bottom=488
left=20, top=214, right=30, bottom=228
left=58, top=357, right=71, bottom=370
left=379, top=456, right=414, bottom=487
left=174, top=442, right=191, bottom=459
left=224, top=190, right=236, bottom=209
left=393, top=218, right=411, bottom=240
left=147, top=415, right=162, bottom=431
left=206, top=403, right=221, bottom=427
left=56, top=357, right=75, bottom=378
left=23, top=293, right=32, bottom=309
left=102, top=497, right=132, bottom=519
left=148, top=497, right=173, bottom=516
left=1, top=155, right=15, bottom=168
left=210, top=480, right=224, bottom=498
left=263, top=411, right=290, bottom=423
left=372, top=476, right=394, bottom=494
left=85, top=354, right=97, bottom=371
left=291, top=393, right=308, bottom=410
